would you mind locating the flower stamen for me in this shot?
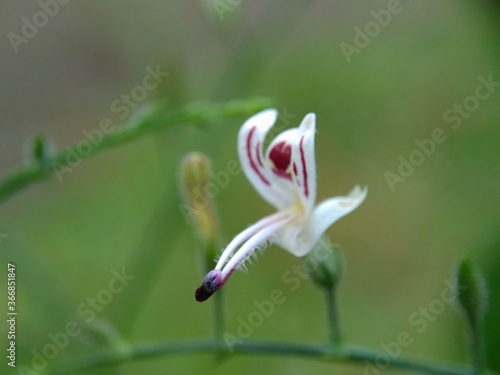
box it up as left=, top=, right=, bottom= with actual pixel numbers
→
left=220, top=214, right=294, bottom=278
left=215, top=210, right=293, bottom=272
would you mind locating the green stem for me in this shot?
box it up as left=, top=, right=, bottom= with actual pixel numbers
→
left=213, top=291, right=225, bottom=346
left=0, top=98, right=272, bottom=205
left=468, top=321, right=487, bottom=375
left=49, top=339, right=472, bottom=375
left=325, top=287, right=341, bottom=346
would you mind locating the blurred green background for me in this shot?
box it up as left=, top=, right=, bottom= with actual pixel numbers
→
left=1, top=1, right=500, bottom=374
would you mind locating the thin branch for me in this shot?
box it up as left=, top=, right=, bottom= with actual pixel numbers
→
left=49, top=339, right=472, bottom=375
left=0, top=98, right=273, bottom=205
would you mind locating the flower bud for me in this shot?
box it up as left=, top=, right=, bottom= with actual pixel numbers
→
left=454, top=258, right=489, bottom=373
left=179, top=152, right=220, bottom=273
left=455, top=258, right=488, bottom=331
left=305, top=238, right=344, bottom=290
left=27, top=133, right=54, bottom=167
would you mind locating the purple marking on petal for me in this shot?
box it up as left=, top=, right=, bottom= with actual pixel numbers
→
left=256, top=143, right=264, bottom=167
left=269, top=141, right=294, bottom=181
left=299, top=136, right=309, bottom=197
left=272, top=168, right=292, bottom=181
left=269, top=141, right=292, bottom=173
left=247, top=127, right=271, bottom=186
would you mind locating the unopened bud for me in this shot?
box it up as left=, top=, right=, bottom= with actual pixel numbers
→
left=455, top=258, right=488, bottom=331
left=27, top=133, right=54, bottom=167
left=454, top=258, right=489, bottom=373
left=179, top=152, right=220, bottom=272
left=305, top=238, right=344, bottom=290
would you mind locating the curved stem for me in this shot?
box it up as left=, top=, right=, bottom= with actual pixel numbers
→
left=0, top=98, right=272, bottom=205
left=49, top=339, right=472, bottom=375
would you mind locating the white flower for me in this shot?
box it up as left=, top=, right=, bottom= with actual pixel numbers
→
left=195, top=109, right=367, bottom=301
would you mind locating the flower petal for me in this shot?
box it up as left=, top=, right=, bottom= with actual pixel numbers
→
left=238, top=109, right=295, bottom=210
left=265, top=113, right=317, bottom=212
left=275, top=185, right=368, bottom=257
left=293, top=113, right=317, bottom=211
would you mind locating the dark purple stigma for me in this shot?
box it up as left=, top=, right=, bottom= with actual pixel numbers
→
left=195, top=270, right=224, bottom=302
left=195, top=286, right=215, bottom=302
